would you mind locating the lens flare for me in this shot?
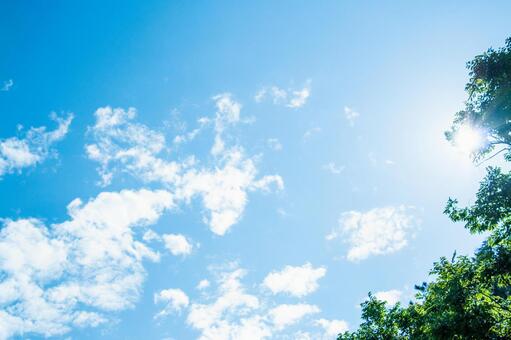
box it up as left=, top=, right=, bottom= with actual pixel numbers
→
left=454, top=124, right=485, bottom=155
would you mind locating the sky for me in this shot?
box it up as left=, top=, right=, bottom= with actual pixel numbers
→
left=0, top=1, right=510, bottom=339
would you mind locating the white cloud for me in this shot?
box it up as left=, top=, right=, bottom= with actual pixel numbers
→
left=266, top=138, right=282, bottom=151
left=162, top=234, right=193, bottom=256
left=287, top=84, right=311, bottom=109
left=270, top=87, right=287, bottom=104
left=263, top=263, right=326, bottom=297
left=177, top=148, right=283, bottom=236
left=322, top=162, right=344, bottom=174
left=367, top=152, right=395, bottom=167
left=254, top=88, right=267, bottom=103
left=173, top=127, right=202, bottom=146
left=87, top=102, right=283, bottom=236
left=143, top=229, right=160, bottom=242
left=154, top=288, right=190, bottom=317
left=368, top=152, right=377, bottom=166
left=85, top=106, right=178, bottom=186
left=213, top=93, right=241, bottom=127
left=171, top=114, right=210, bottom=148
left=326, top=206, right=420, bottom=261
left=1, top=79, right=13, bottom=91
left=197, top=279, right=210, bottom=290
left=344, top=106, right=359, bottom=126
left=268, top=304, right=320, bottom=330
left=72, top=312, right=106, bottom=328
left=303, top=127, right=321, bottom=141
left=186, top=268, right=267, bottom=340
left=254, top=81, right=311, bottom=108
left=277, top=208, right=288, bottom=218
left=0, top=189, right=172, bottom=338
left=374, top=289, right=402, bottom=306
left=210, top=93, right=242, bottom=156
left=294, top=331, right=313, bottom=340
left=0, top=113, right=73, bottom=177
left=153, top=264, right=327, bottom=340
left=255, top=86, right=287, bottom=104
left=316, top=318, right=349, bottom=337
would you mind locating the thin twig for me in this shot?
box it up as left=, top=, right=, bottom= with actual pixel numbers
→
left=476, top=147, right=510, bottom=166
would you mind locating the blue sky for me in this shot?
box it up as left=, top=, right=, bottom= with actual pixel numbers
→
left=0, top=1, right=510, bottom=339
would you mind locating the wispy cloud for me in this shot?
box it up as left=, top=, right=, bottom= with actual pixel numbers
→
left=344, top=106, right=359, bottom=126
left=322, top=162, right=344, bottom=174
left=287, top=85, right=311, bottom=108
left=172, top=117, right=209, bottom=147
left=0, top=113, right=73, bottom=178
left=303, top=127, right=321, bottom=141
left=327, top=206, right=420, bottom=261
left=86, top=98, right=283, bottom=236
left=267, top=138, right=283, bottom=151
left=255, top=86, right=287, bottom=104
left=368, top=152, right=395, bottom=167
left=1, top=79, right=13, bottom=91
left=255, top=80, right=311, bottom=109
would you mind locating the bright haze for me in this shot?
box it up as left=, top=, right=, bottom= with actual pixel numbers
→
left=0, top=1, right=509, bottom=339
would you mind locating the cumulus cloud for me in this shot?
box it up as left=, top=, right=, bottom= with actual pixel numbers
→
left=86, top=99, right=283, bottom=236
left=154, top=265, right=328, bottom=340
left=142, top=229, right=160, bottom=242
left=344, top=106, right=359, bottom=126
left=268, top=304, right=320, bottom=330
left=154, top=288, right=190, bottom=318
left=316, top=318, right=349, bottom=337
left=326, top=206, right=420, bottom=261
left=162, top=234, right=193, bottom=256
left=0, top=189, right=172, bottom=338
left=186, top=268, right=267, bottom=339
left=0, top=113, right=73, bottom=177
left=255, top=81, right=311, bottom=108
left=197, top=279, right=210, bottom=290
left=263, top=263, right=326, bottom=297
left=177, top=148, right=283, bottom=235
left=266, top=138, right=282, bottom=151
left=374, top=289, right=402, bottom=306
left=287, top=85, right=311, bottom=109
left=1, top=79, right=13, bottom=91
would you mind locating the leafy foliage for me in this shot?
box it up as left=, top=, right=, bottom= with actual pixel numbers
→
left=445, top=37, right=511, bottom=162
left=339, top=37, right=511, bottom=340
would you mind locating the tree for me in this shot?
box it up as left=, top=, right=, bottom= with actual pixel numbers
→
left=339, top=37, right=511, bottom=340
left=445, top=37, right=511, bottom=163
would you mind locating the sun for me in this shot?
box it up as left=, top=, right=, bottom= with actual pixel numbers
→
left=454, top=124, right=486, bottom=155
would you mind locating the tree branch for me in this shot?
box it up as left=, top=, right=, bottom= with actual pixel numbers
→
left=476, top=147, right=510, bottom=166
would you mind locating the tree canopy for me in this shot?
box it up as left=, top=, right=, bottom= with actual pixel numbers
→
left=446, top=37, right=511, bottom=163
left=339, top=37, right=511, bottom=340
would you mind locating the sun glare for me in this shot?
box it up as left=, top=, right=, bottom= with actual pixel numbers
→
left=454, top=124, right=485, bottom=155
